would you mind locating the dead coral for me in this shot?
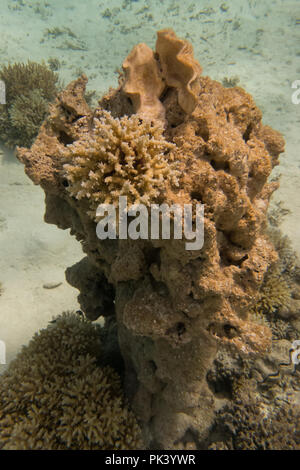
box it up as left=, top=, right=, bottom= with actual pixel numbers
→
left=61, top=110, right=178, bottom=217
left=0, top=312, right=141, bottom=450
left=0, top=61, right=59, bottom=147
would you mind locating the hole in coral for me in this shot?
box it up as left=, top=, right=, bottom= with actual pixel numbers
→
left=176, top=322, right=186, bottom=337
left=243, top=123, right=253, bottom=142
left=206, top=370, right=233, bottom=399
left=145, top=247, right=161, bottom=268
left=62, top=179, right=69, bottom=188
left=165, top=322, right=186, bottom=340
left=160, top=87, right=173, bottom=102
left=191, top=191, right=203, bottom=202
left=223, top=323, right=238, bottom=339
left=68, top=114, right=84, bottom=124
left=222, top=253, right=249, bottom=268
left=208, top=321, right=238, bottom=340
left=210, top=159, right=230, bottom=171
left=195, top=125, right=209, bottom=142
left=149, top=360, right=157, bottom=373
left=58, top=131, right=74, bottom=145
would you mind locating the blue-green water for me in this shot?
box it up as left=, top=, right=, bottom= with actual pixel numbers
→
left=0, top=0, right=299, bottom=450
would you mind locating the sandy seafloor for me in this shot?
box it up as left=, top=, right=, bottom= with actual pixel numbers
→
left=0, top=0, right=299, bottom=372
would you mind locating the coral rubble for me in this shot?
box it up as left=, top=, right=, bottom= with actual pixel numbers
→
left=17, top=29, right=289, bottom=449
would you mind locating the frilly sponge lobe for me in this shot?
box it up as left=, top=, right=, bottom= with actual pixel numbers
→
left=61, top=110, right=178, bottom=217
left=155, top=28, right=202, bottom=114
left=122, top=43, right=166, bottom=122
left=122, top=28, right=202, bottom=121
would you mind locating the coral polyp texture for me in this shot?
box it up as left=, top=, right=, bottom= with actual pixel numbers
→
left=18, top=29, right=287, bottom=449
left=0, top=313, right=141, bottom=450
left=61, top=110, right=178, bottom=217
left=0, top=61, right=59, bottom=147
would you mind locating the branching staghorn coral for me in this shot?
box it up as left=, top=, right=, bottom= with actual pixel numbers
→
left=0, top=61, right=59, bottom=147
left=0, top=312, right=141, bottom=450
left=61, top=110, right=178, bottom=218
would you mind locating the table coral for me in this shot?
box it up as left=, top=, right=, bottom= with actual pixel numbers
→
left=17, top=29, right=286, bottom=449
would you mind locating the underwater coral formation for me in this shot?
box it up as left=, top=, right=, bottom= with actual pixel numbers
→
left=0, top=61, right=59, bottom=147
left=17, top=29, right=288, bottom=449
left=0, top=312, right=141, bottom=450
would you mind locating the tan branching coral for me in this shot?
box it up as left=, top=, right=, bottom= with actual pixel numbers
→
left=0, top=313, right=141, bottom=450
left=123, top=43, right=166, bottom=122
left=61, top=110, right=178, bottom=217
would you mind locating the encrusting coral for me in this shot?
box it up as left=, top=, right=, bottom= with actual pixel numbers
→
left=0, top=61, right=59, bottom=147
left=17, top=29, right=288, bottom=449
left=0, top=312, right=141, bottom=450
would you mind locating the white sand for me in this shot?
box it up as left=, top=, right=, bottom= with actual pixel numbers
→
left=0, top=0, right=299, bottom=371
